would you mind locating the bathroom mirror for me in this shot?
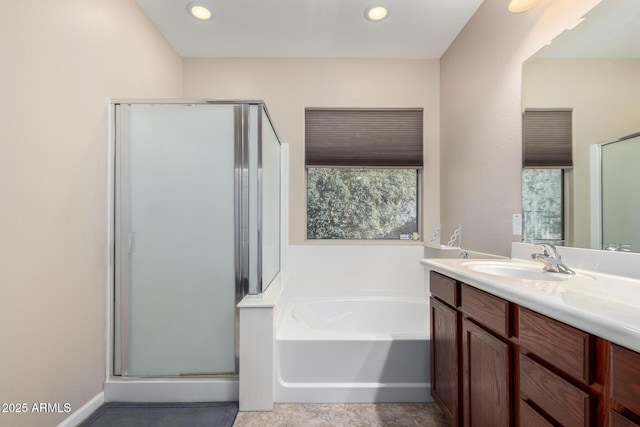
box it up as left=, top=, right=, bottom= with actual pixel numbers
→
left=522, top=0, right=640, bottom=251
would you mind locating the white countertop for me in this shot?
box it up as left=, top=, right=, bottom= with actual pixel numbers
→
left=421, top=257, right=640, bottom=353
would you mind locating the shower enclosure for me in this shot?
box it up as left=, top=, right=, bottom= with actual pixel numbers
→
left=112, top=101, right=281, bottom=378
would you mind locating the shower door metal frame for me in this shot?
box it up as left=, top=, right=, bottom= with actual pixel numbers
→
left=112, top=100, right=264, bottom=377
left=236, top=102, right=279, bottom=296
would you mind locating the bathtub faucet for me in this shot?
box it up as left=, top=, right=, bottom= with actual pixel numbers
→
left=531, top=243, right=574, bottom=275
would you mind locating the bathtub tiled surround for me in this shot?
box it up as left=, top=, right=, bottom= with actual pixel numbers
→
left=286, top=244, right=426, bottom=295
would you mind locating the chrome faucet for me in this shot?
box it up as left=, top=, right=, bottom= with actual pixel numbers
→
left=531, top=243, right=575, bottom=275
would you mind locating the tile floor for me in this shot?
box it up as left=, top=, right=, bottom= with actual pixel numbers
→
left=232, top=403, right=450, bottom=427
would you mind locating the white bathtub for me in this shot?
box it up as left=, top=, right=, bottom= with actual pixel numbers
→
left=275, top=296, right=431, bottom=403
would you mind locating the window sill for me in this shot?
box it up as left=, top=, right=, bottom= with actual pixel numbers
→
left=302, top=239, right=424, bottom=246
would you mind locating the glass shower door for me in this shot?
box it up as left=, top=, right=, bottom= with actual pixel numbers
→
left=115, top=104, right=237, bottom=376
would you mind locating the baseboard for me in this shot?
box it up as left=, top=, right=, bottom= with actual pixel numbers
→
left=57, top=391, right=105, bottom=427
left=275, top=383, right=432, bottom=403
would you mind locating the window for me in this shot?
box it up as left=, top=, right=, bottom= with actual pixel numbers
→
left=307, top=168, right=418, bottom=239
left=305, top=108, right=423, bottom=240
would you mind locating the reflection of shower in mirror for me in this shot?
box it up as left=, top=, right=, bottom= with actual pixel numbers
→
left=590, top=132, right=640, bottom=253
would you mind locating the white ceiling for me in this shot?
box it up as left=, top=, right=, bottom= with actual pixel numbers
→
left=135, top=0, right=484, bottom=59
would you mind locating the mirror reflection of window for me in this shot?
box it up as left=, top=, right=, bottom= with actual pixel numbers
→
left=522, top=169, right=564, bottom=245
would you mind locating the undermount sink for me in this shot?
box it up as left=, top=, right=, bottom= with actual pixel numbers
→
left=461, top=261, right=594, bottom=282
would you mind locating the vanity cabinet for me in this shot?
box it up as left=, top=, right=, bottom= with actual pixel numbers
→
left=429, top=269, right=640, bottom=427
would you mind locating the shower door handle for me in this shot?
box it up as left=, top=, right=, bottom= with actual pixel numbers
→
left=128, top=232, right=135, bottom=254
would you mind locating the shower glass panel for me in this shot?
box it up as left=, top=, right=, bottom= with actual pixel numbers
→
left=261, top=107, right=281, bottom=291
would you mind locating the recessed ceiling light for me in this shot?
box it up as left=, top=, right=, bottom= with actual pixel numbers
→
left=508, top=0, right=543, bottom=13
left=364, top=5, right=389, bottom=22
left=187, top=2, right=214, bottom=21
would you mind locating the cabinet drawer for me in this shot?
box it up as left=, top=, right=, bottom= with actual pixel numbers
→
left=430, top=271, right=459, bottom=307
left=519, top=307, right=593, bottom=384
left=460, top=284, right=510, bottom=337
left=519, top=399, right=553, bottom=427
left=520, top=354, right=592, bottom=427
left=611, top=344, right=640, bottom=416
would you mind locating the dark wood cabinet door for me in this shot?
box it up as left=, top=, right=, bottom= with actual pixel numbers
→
left=430, top=296, right=459, bottom=425
left=462, top=318, right=512, bottom=427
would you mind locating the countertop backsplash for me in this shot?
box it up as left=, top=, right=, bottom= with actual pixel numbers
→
left=512, top=242, right=640, bottom=281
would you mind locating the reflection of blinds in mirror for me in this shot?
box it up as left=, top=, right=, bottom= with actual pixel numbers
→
left=522, top=109, right=573, bottom=169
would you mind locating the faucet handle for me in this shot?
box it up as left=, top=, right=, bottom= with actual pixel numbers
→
left=532, top=243, right=575, bottom=275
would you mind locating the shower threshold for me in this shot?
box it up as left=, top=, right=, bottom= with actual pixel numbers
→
left=104, top=377, right=239, bottom=403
